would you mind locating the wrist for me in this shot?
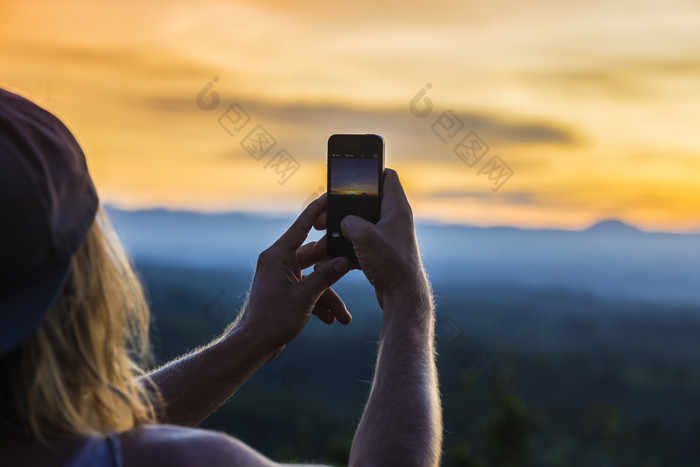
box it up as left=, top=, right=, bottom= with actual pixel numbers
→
left=382, top=275, right=434, bottom=329
left=383, top=269, right=431, bottom=309
left=220, top=320, right=282, bottom=365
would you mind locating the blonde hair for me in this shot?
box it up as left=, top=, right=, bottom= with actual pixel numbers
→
left=0, top=206, right=161, bottom=441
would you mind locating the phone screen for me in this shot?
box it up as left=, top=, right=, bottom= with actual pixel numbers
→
left=327, top=134, right=384, bottom=260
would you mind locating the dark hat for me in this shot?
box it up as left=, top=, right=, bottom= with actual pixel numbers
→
left=0, top=89, right=99, bottom=354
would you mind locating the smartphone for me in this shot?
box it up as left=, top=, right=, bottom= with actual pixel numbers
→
left=326, top=134, right=384, bottom=260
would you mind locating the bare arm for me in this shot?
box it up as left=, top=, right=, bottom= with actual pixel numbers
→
left=140, top=195, right=353, bottom=427
left=342, top=169, right=443, bottom=466
left=349, top=283, right=440, bottom=466
left=140, top=322, right=275, bottom=427
left=137, top=170, right=442, bottom=465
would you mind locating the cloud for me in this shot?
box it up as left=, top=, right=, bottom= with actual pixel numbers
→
left=425, top=190, right=536, bottom=205
left=142, top=95, right=580, bottom=148
left=518, top=58, right=700, bottom=100
left=4, top=41, right=211, bottom=82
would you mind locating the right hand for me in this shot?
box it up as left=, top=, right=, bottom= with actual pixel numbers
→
left=340, top=168, right=429, bottom=309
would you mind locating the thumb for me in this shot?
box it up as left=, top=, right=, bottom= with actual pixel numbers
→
left=340, top=215, right=377, bottom=247
left=302, top=256, right=353, bottom=297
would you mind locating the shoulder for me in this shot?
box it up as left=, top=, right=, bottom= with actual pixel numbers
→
left=120, top=425, right=276, bottom=467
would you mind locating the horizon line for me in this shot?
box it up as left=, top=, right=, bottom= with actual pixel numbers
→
left=102, top=204, right=700, bottom=236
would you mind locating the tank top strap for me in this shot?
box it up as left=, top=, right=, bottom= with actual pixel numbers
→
left=63, top=433, right=122, bottom=467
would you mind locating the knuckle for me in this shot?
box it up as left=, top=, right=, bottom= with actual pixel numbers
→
left=257, top=248, right=273, bottom=264
left=398, top=202, right=414, bottom=222
left=288, top=220, right=307, bottom=238
left=316, top=267, right=333, bottom=289
left=290, top=219, right=304, bottom=232
left=390, top=207, right=414, bottom=229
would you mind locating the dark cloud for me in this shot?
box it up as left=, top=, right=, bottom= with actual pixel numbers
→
left=143, top=95, right=580, bottom=148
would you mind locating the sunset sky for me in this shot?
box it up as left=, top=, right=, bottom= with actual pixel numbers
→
left=1, top=0, right=698, bottom=231
left=330, top=158, right=380, bottom=196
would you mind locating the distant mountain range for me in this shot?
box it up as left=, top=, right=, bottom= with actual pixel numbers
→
left=105, top=206, right=700, bottom=306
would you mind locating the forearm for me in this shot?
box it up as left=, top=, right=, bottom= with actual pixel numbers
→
left=349, top=281, right=443, bottom=467
left=140, top=318, right=277, bottom=427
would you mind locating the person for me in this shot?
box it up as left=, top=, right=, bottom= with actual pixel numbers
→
left=0, top=88, right=442, bottom=466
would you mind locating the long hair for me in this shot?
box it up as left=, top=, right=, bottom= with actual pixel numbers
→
left=0, top=206, right=160, bottom=441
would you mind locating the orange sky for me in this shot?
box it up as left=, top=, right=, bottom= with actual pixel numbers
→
left=1, top=0, right=699, bottom=232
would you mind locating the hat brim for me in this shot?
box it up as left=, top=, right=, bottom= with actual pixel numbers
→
left=0, top=257, right=72, bottom=354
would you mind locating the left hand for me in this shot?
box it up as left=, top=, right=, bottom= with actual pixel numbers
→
left=234, top=194, right=353, bottom=358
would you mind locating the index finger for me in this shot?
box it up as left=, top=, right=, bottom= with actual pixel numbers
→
left=273, top=193, right=327, bottom=251
left=380, top=168, right=411, bottom=217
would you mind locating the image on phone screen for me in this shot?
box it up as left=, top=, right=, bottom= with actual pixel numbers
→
left=327, top=134, right=384, bottom=260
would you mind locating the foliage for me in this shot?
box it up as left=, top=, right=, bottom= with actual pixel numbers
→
left=138, top=263, right=700, bottom=466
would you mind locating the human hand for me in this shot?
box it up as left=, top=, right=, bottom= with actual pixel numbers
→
left=235, top=194, right=353, bottom=358
left=340, top=168, right=429, bottom=309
